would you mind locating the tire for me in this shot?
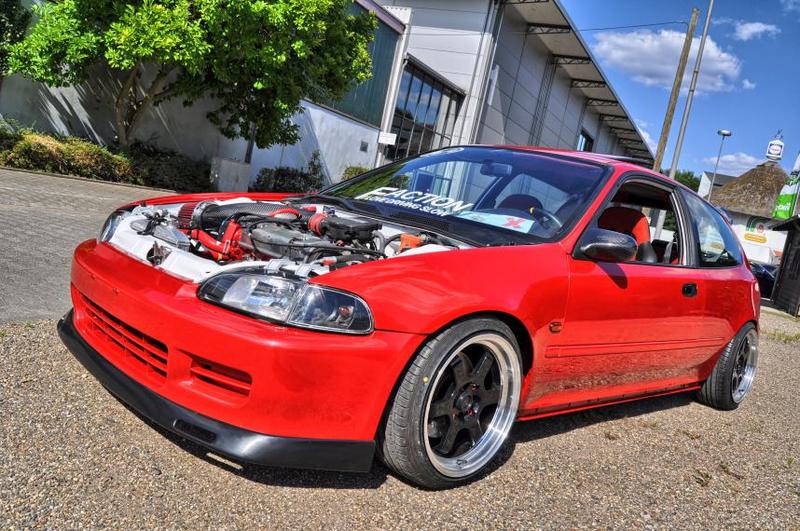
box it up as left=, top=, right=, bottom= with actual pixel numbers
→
left=698, top=323, right=758, bottom=411
left=379, top=318, right=523, bottom=489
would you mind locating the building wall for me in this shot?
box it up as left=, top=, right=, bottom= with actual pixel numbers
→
left=377, top=0, right=497, bottom=145
left=249, top=102, right=379, bottom=183
left=476, top=6, right=624, bottom=154
left=0, top=65, right=245, bottom=162
left=0, top=68, right=376, bottom=183
left=698, top=171, right=737, bottom=198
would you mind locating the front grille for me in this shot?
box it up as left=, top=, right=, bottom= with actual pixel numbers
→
left=74, top=290, right=253, bottom=400
left=81, top=295, right=169, bottom=380
left=190, top=357, right=252, bottom=397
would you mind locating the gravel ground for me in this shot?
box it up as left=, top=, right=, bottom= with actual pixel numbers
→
left=1, top=312, right=798, bottom=529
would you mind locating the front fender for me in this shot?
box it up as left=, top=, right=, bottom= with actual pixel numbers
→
left=314, top=243, right=570, bottom=337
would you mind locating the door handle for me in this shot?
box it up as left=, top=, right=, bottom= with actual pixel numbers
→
left=682, top=283, right=698, bottom=297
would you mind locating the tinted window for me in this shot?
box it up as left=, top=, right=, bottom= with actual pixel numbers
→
left=682, top=191, right=743, bottom=267
left=385, top=62, right=464, bottom=160
left=321, top=147, right=609, bottom=245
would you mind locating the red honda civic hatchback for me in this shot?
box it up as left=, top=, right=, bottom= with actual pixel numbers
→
left=59, top=146, right=760, bottom=489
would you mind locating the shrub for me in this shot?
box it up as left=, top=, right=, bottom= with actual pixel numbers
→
left=62, top=137, right=133, bottom=182
left=0, top=132, right=68, bottom=174
left=129, top=144, right=211, bottom=192
left=0, top=127, right=210, bottom=192
left=0, top=132, right=133, bottom=181
left=250, top=150, right=325, bottom=193
left=341, top=165, right=370, bottom=181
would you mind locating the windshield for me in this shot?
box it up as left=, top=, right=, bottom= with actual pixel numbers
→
left=319, top=146, right=610, bottom=246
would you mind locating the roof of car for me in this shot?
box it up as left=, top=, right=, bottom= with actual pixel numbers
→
left=489, top=145, right=709, bottom=198
left=495, top=145, right=646, bottom=166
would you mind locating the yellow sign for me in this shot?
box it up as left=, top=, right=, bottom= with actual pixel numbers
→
left=744, top=232, right=767, bottom=243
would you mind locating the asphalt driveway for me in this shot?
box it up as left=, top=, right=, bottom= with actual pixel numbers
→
left=0, top=169, right=169, bottom=323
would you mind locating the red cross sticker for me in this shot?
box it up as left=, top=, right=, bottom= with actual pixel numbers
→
left=503, top=217, right=525, bottom=229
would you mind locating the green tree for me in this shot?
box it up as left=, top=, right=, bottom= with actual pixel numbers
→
left=9, top=0, right=375, bottom=149
left=660, top=168, right=700, bottom=191
left=0, top=0, right=30, bottom=92
left=674, top=169, right=700, bottom=192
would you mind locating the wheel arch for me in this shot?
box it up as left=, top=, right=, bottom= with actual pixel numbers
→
left=375, top=310, right=534, bottom=440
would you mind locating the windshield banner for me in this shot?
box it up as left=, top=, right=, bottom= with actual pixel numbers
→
left=356, top=187, right=475, bottom=217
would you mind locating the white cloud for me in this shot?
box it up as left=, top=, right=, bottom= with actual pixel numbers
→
left=593, top=30, right=741, bottom=93
left=702, top=152, right=762, bottom=175
left=732, top=21, right=780, bottom=41
left=742, top=78, right=757, bottom=90
left=781, top=0, right=800, bottom=12
left=635, top=119, right=657, bottom=151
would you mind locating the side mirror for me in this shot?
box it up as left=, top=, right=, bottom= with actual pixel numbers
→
left=578, top=228, right=638, bottom=263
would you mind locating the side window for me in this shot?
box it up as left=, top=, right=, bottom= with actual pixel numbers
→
left=682, top=191, right=742, bottom=267
left=595, top=180, right=685, bottom=265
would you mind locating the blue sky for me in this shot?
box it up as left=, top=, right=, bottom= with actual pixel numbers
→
left=561, top=0, right=799, bottom=176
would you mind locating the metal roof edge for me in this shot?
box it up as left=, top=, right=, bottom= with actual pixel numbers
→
left=549, top=0, right=654, bottom=159
left=356, top=0, right=406, bottom=34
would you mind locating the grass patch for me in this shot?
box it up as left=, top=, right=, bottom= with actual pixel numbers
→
left=692, top=468, right=712, bottom=487
left=763, top=330, right=800, bottom=343
left=678, top=429, right=702, bottom=440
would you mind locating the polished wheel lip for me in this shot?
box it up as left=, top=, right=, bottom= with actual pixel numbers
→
left=732, top=329, right=758, bottom=404
left=422, top=333, right=521, bottom=479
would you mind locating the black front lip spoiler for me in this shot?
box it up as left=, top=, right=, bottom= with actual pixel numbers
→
left=58, top=310, right=375, bottom=473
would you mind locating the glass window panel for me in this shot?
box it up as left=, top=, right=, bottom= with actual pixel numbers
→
left=386, top=64, right=464, bottom=161
left=396, top=118, right=414, bottom=160
left=395, top=70, right=412, bottom=115
left=425, top=88, right=442, bottom=128
left=420, top=128, right=435, bottom=154
left=415, top=82, right=433, bottom=128
left=407, top=125, right=423, bottom=156
left=405, top=75, right=422, bottom=119
left=436, top=93, right=451, bottom=132
left=444, top=96, right=459, bottom=138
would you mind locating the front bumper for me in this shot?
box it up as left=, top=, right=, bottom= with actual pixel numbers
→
left=59, top=310, right=375, bottom=472
left=67, top=240, right=424, bottom=442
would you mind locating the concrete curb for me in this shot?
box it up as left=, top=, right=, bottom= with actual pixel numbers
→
left=0, top=165, right=176, bottom=194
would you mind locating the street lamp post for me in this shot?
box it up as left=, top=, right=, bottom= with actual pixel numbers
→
left=708, top=129, right=732, bottom=202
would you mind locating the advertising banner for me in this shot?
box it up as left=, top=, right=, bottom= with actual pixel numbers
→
left=772, top=152, right=800, bottom=220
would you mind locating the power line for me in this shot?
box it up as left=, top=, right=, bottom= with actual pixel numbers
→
left=577, top=20, right=689, bottom=32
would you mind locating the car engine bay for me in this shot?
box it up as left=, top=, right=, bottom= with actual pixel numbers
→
left=103, top=198, right=463, bottom=282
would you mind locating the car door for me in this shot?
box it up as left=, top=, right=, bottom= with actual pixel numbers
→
left=679, top=190, right=757, bottom=354
left=533, top=177, right=716, bottom=408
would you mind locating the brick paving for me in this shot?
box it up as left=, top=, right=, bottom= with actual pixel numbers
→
left=0, top=169, right=170, bottom=323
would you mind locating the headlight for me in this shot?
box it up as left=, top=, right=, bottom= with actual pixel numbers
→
left=99, top=210, right=129, bottom=242
left=198, top=271, right=373, bottom=334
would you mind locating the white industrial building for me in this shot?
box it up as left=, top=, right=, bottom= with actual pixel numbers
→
left=698, top=170, right=737, bottom=199
left=0, top=0, right=653, bottom=185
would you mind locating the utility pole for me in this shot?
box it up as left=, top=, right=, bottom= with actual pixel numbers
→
left=654, top=0, right=715, bottom=240
left=669, top=0, right=716, bottom=179
left=652, top=8, right=699, bottom=172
